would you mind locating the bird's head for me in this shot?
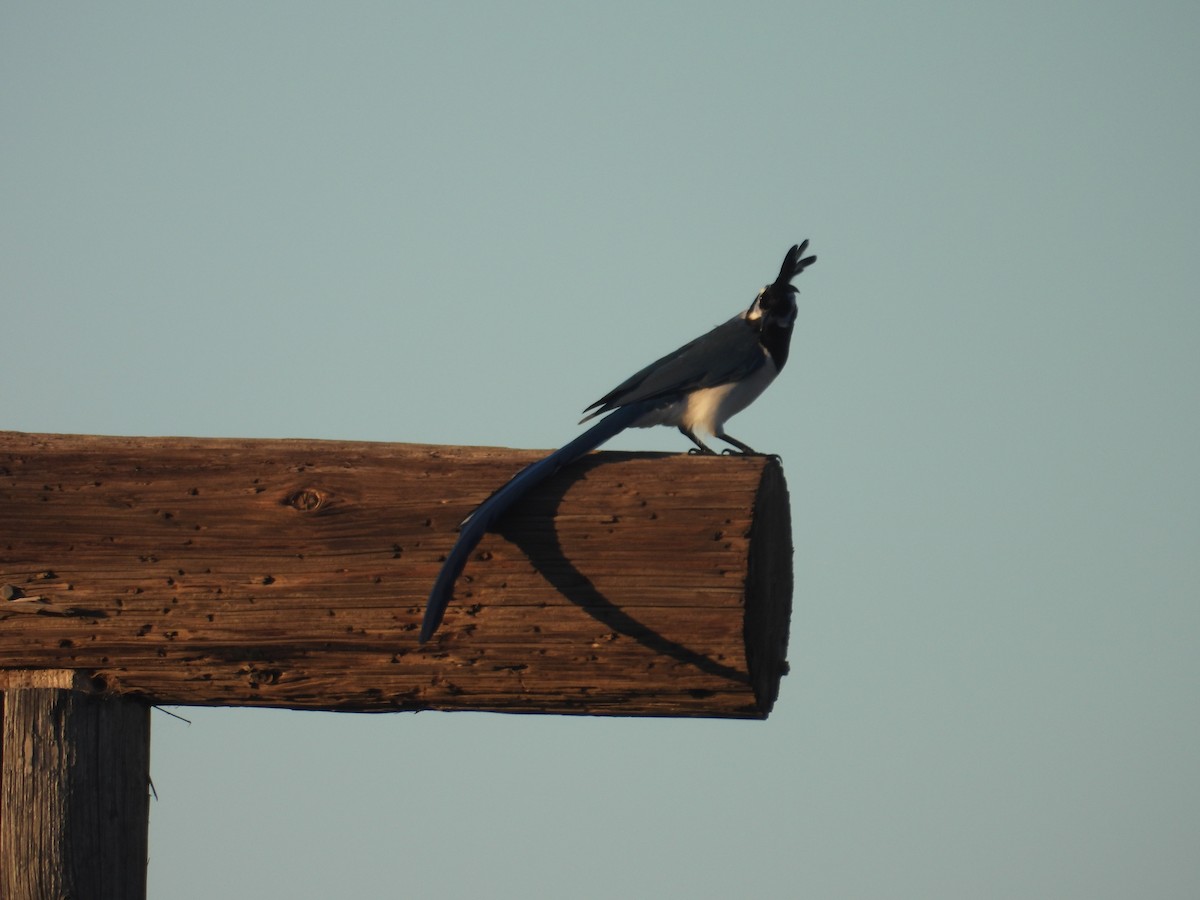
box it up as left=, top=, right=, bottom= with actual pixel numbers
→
left=745, top=241, right=817, bottom=328
left=743, top=241, right=817, bottom=371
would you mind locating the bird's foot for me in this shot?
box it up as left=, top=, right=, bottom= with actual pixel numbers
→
left=720, top=448, right=782, bottom=461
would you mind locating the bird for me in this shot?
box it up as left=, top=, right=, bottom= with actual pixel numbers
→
left=419, top=241, right=817, bottom=642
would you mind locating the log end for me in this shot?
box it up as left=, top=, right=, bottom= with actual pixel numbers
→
left=744, top=460, right=794, bottom=717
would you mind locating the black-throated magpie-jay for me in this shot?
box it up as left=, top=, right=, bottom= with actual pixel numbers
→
left=420, top=241, right=816, bottom=642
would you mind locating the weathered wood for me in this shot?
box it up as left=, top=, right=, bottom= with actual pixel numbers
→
left=0, top=431, right=793, bottom=718
left=1, top=675, right=150, bottom=900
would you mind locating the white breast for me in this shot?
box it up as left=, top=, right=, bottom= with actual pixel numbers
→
left=629, top=347, right=778, bottom=436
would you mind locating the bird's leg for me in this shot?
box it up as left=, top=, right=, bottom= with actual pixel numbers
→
left=679, top=426, right=717, bottom=455
left=715, top=432, right=758, bottom=455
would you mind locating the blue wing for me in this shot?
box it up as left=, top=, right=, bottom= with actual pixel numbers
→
left=579, top=315, right=765, bottom=421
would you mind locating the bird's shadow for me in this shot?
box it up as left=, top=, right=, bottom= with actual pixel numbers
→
left=494, top=453, right=747, bottom=684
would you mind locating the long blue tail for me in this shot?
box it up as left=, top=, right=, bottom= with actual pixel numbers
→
left=419, top=400, right=658, bottom=642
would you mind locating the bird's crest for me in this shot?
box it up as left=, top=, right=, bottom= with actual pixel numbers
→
left=775, top=240, right=817, bottom=288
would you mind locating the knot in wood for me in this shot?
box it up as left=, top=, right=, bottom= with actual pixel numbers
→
left=286, top=488, right=324, bottom=511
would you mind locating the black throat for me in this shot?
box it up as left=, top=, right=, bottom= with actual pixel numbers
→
left=759, top=318, right=792, bottom=372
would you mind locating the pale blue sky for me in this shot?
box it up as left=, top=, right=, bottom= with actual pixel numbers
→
left=3, top=3, right=1198, bottom=898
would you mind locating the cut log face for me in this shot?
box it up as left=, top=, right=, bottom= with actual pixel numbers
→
left=0, top=432, right=793, bottom=718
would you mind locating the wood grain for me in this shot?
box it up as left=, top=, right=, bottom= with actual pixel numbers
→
left=0, top=432, right=793, bottom=718
left=0, top=683, right=150, bottom=899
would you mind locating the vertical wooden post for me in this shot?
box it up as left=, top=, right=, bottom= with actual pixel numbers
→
left=0, top=671, right=150, bottom=900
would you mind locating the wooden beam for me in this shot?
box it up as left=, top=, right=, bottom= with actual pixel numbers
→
left=0, top=432, right=793, bottom=718
left=0, top=671, right=150, bottom=900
